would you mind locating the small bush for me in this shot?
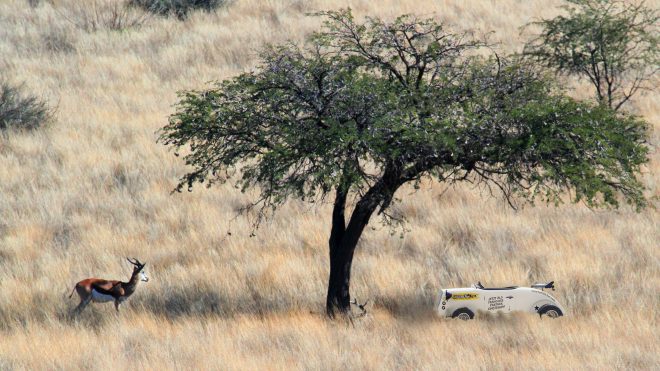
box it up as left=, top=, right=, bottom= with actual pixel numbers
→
left=0, top=81, right=51, bottom=132
left=56, top=0, right=150, bottom=32
left=129, top=0, right=228, bottom=20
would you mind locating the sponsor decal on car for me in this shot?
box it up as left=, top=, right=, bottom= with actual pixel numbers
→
left=451, top=292, right=479, bottom=300
left=488, top=296, right=506, bottom=310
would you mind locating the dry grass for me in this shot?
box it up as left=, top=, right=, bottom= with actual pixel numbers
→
left=0, top=0, right=658, bottom=369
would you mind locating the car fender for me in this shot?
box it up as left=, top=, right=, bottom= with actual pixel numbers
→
left=531, top=299, right=559, bottom=313
left=530, top=290, right=565, bottom=314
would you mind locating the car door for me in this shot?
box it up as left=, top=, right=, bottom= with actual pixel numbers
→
left=504, top=288, right=529, bottom=312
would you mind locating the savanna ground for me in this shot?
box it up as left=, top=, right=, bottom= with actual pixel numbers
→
left=0, top=0, right=658, bottom=369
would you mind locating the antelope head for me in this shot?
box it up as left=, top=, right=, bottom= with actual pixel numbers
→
left=127, top=257, right=149, bottom=282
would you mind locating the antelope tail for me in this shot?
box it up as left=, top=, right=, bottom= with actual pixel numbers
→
left=68, top=285, right=76, bottom=298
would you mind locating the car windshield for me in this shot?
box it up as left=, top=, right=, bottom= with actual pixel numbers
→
left=473, top=282, right=518, bottom=290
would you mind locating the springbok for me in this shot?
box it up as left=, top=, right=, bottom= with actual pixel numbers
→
left=69, top=258, right=149, bottom=314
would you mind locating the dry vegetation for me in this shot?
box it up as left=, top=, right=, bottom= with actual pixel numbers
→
left=0, top=0, right=658, bottom=369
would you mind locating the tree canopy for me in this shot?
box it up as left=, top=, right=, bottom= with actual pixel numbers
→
left=159, top=9, right=649, bottom=317
left=524, top=0, right=659, bottom=111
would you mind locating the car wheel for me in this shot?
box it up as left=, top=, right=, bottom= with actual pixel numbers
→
left=538, top=305, right=563, bottom=318
left=452, top=308, right=474, bottom=320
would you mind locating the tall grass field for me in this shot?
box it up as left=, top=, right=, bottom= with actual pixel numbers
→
left=0, top=0, right=658, bottom=369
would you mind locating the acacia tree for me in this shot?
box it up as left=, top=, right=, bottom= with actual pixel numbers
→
left=159, top=10, right=649, bottom=317
left=524, top=0, right=659, bottom=111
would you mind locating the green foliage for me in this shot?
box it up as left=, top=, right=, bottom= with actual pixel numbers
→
left=159, top=9, right=649, bottom=223
left=129, top=0, right=229, bottom=20
left=0, top=81, right=51, bottom=132
left=524, top=0, right=659, bottom=111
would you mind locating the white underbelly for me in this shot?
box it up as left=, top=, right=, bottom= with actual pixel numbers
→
left=91, top=289, right=115, bottom=303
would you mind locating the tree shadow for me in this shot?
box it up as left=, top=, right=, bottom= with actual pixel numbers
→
left=133, top=285, right=314, bottom=321
left=134, top=285, right=444, bottom=323
left=0, top=287, right=443, bottom=332
left=375, top=292, right=440, bottom=322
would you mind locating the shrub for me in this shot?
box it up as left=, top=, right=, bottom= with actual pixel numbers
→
left=0, top=81, right=52, bottom=132
left=56, top=0, right=150, bottom=32
left=129, top=0, right=229, bottom=20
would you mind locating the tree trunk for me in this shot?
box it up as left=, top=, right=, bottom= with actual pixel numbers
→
left=325, top=186, right=389, bottom=317
left=326, top=185, right=351, bottom=317
left=326, top=237, right=355, bottom=317
left=325, top=164, right=402, bottom=318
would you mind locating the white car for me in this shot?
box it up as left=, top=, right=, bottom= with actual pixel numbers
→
left=438, top=281, right=565, bottom=320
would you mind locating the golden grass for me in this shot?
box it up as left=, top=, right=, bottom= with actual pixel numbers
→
left=0, top=0, right=658, bottom=369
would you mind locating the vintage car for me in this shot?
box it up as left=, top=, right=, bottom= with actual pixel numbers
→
left=438, top=281, right=565, bottom=320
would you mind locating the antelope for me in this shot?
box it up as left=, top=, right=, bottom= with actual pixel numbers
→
left=69, top=258, right=149, bottom=314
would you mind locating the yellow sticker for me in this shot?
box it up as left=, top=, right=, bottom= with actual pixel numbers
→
left=452, top=292, right=479, bottom=300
